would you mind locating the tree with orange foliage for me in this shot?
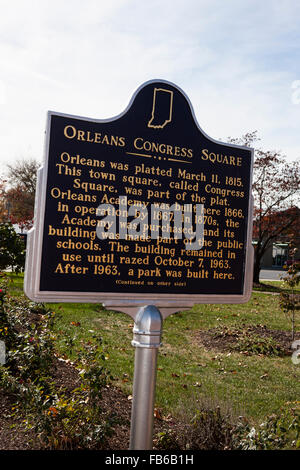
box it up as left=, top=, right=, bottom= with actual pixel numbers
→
left=4, top=159, right=40, bottom=231
left=0, top=180, right=8, bottom=223
left=228, top=132, right=300, bottom=283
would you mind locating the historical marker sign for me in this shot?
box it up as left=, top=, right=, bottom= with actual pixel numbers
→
left=24, top=80, right=254, bottom=317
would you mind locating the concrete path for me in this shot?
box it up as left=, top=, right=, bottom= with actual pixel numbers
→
left=259, top=268, right=286, bottom=281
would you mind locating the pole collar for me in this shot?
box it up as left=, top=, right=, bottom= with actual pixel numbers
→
left=132, top=305, right=163, bottom=349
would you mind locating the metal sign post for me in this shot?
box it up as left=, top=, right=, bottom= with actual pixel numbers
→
left=129, top=305, right=163, bottom=450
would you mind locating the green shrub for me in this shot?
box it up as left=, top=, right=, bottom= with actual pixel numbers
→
left=279, top=254, right=300, bottom=341
left=234, top=405, right=300, bottom=450
left=0, top=223, right=25, bottom=272
left=0, top=282, right=114, bottom=449
left=155, top=401, right=235, bottom=450
left=155, top=403, right=300, bottom=451
left=232, top=332, right=284, bottom=356
left=212, top=325, right=285, bottom=356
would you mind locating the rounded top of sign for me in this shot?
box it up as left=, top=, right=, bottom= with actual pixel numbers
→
left=48, top=79, right=253, bottom=155
left=119, top=79, right=254, bottom=154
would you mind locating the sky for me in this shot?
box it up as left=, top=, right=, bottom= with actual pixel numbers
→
left=0, top=0, right=300, bottom=173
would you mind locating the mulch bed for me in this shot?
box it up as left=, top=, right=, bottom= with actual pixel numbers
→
left=0, top=357, right=174, bottom=450
left=194, top=324, right=300, bottom=355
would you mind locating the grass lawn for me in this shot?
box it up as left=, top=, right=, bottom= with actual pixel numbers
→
left=6, top=272, right=300, bottom=425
